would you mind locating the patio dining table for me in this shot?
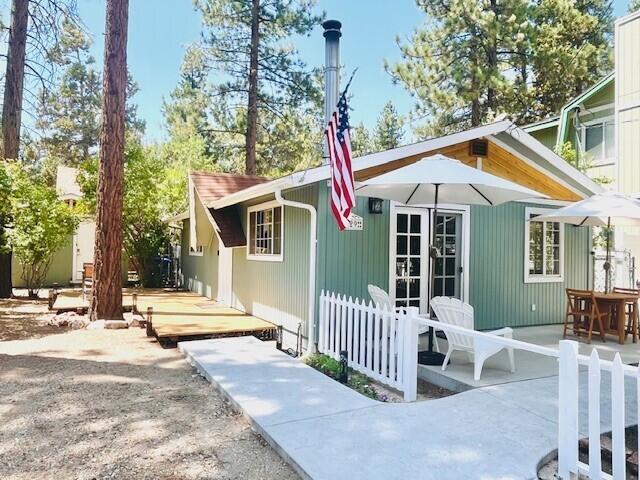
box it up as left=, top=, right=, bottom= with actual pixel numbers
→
left=593, top=291, right=638, bottom=344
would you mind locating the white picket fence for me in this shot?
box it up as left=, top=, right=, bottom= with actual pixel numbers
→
left=318, top=291, right=420, bottom=401
left=558, top=340, right=640, bottom=479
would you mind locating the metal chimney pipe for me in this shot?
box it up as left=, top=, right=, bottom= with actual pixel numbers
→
left=323, top=20, right=342, bottom=162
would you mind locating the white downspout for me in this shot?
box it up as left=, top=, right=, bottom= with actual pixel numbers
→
left=275, top=189, right=317, bottom=355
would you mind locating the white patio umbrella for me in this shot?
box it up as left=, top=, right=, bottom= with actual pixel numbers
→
left=533, top=192, right=640, bottom=292
left=356, top=154, right=547, bottom=365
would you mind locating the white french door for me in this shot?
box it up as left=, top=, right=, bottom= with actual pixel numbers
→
left=390, top=205, right=468, bottom=314
left=217, top=246, right=233, bottom=306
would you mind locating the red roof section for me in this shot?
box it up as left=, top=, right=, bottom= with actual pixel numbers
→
left=191, top=171, right=268, bottom=205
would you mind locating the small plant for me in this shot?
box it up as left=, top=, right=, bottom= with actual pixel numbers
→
left=305, top=353, right=387, bottom=402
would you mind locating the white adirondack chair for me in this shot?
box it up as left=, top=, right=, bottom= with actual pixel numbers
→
left=367, top=285, right=434, bottom=348
left=430, top=296, right=515, bottom=381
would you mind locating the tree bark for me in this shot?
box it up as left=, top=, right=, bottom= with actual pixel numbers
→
left=91, top=0, right=128, bottom=320
left=245, top=0, right=259, bottom=175
left=0, top=0, right=29, bottom=299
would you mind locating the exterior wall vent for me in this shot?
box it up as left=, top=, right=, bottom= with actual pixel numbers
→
left=469, top=139, right=489, bottom=157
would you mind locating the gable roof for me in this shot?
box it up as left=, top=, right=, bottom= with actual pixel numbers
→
left=190, top=171, right=268, bottom=204
left=209, top=120, right=602, bottom=210
left=189, top=172, right=267, bottom=249
left=556, top=72, right=615, bottom=145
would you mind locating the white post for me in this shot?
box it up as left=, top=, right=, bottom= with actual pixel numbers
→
left=402, top=307, right=419, bottom=402
left=558, top=340, right=579, bottom=479
left=611, top=353, right=626, bottom=479
left=588, top=349, right=602, bottom=479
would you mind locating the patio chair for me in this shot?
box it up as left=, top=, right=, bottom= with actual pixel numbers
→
left=82, top=262, right=93, bottom=300
left=367, top=285, right=434, bottom=348
left=430, top=296, right=515, bottom=381
left=613, top=286, right=640, bottom=343
left=564, top=289, right=607, bottom=343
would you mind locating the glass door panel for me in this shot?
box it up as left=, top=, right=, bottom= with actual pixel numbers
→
left=393, top=210, right=427, bottom=311
left=432, top=213, right=462, bottom=299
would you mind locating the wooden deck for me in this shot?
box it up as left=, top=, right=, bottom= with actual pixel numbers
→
left=52, top=288, right=276, bottom=341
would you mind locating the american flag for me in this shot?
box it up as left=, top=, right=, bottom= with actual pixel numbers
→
left=324, top=91, right=355, bottom=230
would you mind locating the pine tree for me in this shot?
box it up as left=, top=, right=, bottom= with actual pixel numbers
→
left=373, top=102, right=404, bottom=150
left=350, top=122, right=373, bottom=157
left=388, top=0, right=612, bottom=135
left=184, top=0, right=324, bottom=175
left=91, top=0, right=128, bottom=321
left=630, top=0, right=640, bottom=12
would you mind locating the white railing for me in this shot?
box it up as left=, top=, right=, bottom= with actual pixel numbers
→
left=558, top=340, right=640, bottom=480
left=318, top=291, right=420, bottom=401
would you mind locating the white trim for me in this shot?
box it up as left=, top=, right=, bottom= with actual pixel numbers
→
left=189, top=245, right=204, bottom=257
left=577, top=103, right=614, bottom=116
left=489, top=134, right=590, bottom=199
left=524, top=207, right=565, bottom=284
left=246, top=200, right=284, bottom=262
left=388, top=202, right=470, bottom=309
left=614, top=16, right=621, bottom=190
left=502, top=126, right=603, bottom=195
left=615, top=9, right=640, bottom=28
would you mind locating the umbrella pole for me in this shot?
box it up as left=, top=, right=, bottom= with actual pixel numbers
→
left=418, top=184, right=446, bottom=366
left=605, top=217, right=611, bottom=293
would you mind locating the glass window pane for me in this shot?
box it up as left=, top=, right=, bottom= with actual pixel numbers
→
left=396, top=279, right=407, bottom=299
left=435, top=257, right=443, bottom=276
left=409, top=278, right=420, bottom=298
left=409, top=300, right=420, bottom=308
left=434, top=278, right=443, bottom=296
left=436, top=216, right=444, bottom=234
left=529, top=221, right=543, bottom=275
left=445, top=236, right=456, bottom=255
left=397, top=214, right=408, bottom=233
left=409, top=258, right=420, bottom=276
left=273, top=237, right=281, bottom=255
left=585, top=124, right=604, bottom=162
left=445, top=278, right=455, bottom=296
left=396, top=236, right=407, bottom=255
left=396, top=257, right=408, bottom=277
left=396, top=299, right=407, bottom=308
left=445, top=216, right=456, bottom=234
left=445, top=258, right=455, bottom=276
left=409, top=236, right=420, bottom=255
left=410, top=215, right=421, bottom=233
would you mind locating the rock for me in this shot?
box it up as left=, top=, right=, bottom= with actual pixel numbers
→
left=104, top=320, right=128, bottom=330
left=123, top=312, right=141, bottom=328
left=46, top=311, right=88, bottom=329
left=86, top=320, right=106, bottom=330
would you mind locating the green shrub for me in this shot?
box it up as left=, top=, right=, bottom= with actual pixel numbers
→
left=304, top=353, right=386, bottom=401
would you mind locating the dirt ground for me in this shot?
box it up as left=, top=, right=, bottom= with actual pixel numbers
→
left=0, top=298, right=298, bottom=480
left=0, top=295, right=66, bottom=342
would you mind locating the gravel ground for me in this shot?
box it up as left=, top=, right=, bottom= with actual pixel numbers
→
left=0, top=296, right=65, bottom=341
left=0, top=322, right=298, bottom=480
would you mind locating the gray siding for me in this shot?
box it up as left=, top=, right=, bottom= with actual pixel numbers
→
left=469, top=202, right=590, bottom=330
left=231, top=186, right=316, bottom=345
left=181, top=218, right=219, bottom=299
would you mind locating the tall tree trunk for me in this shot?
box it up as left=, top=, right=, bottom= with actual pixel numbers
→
left=91, top=0, right=128, bottom=321
left=0, top=0, right=29, bottom=299
left=245, top=0, right=259, bottom=175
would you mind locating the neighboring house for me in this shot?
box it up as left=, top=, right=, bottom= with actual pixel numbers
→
left=176, top=119, right=601, bottom=350
left=12, top=166, right=97, bottom=288
left=525, top=10, right=640, bottom=263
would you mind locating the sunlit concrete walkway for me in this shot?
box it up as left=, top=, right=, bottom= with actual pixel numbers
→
left=179, top=336, right=638, bottom=480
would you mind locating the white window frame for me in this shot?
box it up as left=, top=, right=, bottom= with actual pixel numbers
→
left=524, top=207, right=565, bottom=283
left=189, top=245, right=204, bottom=257
left=579, top=115, right=615, bottom=167
left=246, top=200, right=284, bottom=262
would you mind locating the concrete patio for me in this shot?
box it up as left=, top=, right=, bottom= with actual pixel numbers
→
left=419, top=323, right=640, bottom=391
left=180, top=335, right=638, bottom=480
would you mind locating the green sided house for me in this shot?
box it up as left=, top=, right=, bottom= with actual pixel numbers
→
left=524, top=10, right=640, bottom=266
left=176, top=119, right=602, bottom=351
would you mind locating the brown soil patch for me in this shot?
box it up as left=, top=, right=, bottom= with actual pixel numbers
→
left=0, top=325, right=298, bottom=479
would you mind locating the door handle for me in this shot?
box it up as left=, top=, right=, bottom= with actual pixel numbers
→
left=458, top=266, right=463, bottom=274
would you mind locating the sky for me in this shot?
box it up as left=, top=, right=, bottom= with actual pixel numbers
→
left=72, top=0, right=633, bottom=142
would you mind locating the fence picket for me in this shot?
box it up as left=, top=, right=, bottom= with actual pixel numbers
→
left=389, top=314, right=396, bottom=387
left=588, top=349, right=602, bottom=480
left=329, top=294, right=336, bottom=358
left=558, top=340, right=579, bottom=479
left=352, top=303, right=360, bottom=367
left=340, top=295, right=347, bottom=354
left=366, top=302, right=373, bottom=372
left=347, top=297, right=354, bottom=363
left=318, top=292, right=325, bottom=353
left=359, top=299, right=366, bottom=368
left=381, top=310, right=389, bottom=381
left=611, top=353, right=626, bottom=480
left=373, top=310, right=381, bottom=379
